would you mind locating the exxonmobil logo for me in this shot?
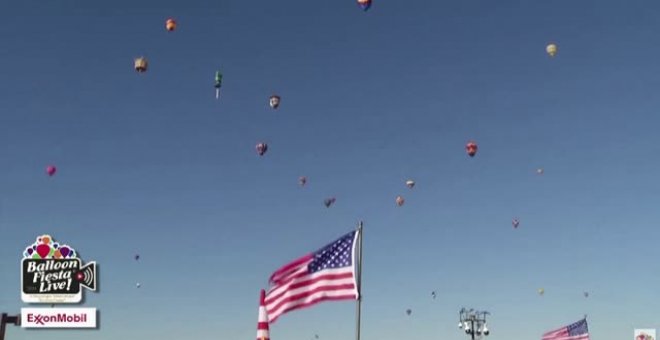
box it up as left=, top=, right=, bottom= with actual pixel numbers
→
left=21, top=308, right=97, bottom=328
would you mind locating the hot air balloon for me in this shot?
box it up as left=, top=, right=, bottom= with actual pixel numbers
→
left=406, top=309, right=412, bottom=316
left=269, top=95, right=280, bottom=109
left=256, top=143, right=268, bottom=156
left=324, top=197, right=336, bottom=208
left=136, top=283, right=141, bottom=288
left=512, top=219, right=520, bottom=229
left=299, top=176, right=307, bottom=186
left=165, top=18, right=176, bottom=31
left=537, top=168, right=544, bottom=175
left=396, top=195, right=405, bottom=206
left=584, top=291, right=589, bottom=298
left=46, top=165, right=56, bottom=176
left=546, top=43, right=557, bottom=57
left=405, top=180, right=415, bottom=188
left=134, top=57, right=148, bottom=73
left=357, top=0, right=372, bottom=11
left=214, top=71, right=223, bottom=99
left=431, top=291, right=436, bottom=299
left=538, top=288, right=544, bottom=295
left=134, top=254, right=140, bottom=261
left=466, top=141, right=478, bottom=157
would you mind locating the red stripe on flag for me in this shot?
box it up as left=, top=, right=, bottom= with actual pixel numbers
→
left=257, top=322, right=268, bottom=330
left=266, top=283, right=355, bottom=314
left=266, top=272, right=355, bottom=302
left=269, top=254, right=314, bottom=284
left=268, top=295, right=357, bottom=324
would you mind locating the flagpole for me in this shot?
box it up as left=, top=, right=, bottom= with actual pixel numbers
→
left=355, top=221, right=363, bottom=340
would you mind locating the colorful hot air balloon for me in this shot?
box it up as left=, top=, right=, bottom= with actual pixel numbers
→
left=299, top=176, right=307, bottom=186
left=546, top=43, right=557, bottom=57
left=324, top=197, right=336, bottom=208
left=134, top=57, right=148, bottom=73
left=357, top=0, right=372, bottom=11
left=396, top=195, right=405, bottom=206
left=256, top=143, right=268, bottom=156
left=466, top=141, right=478, bottom=157
left=405, top=180, right=415, bottom=188
left=512, top=219, right=520, bottom=228
left=46, top=165, right=56, bottom=176
left=538, top=288, right=544, bottom=295
left=165, top=18, right=176, bottom=31
left=214, top=71, right=223, bottom=99
left=269, top=95, right=280, bottom=109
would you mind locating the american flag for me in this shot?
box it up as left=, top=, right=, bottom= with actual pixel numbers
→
left=542, top=318, right=590, bottom=340
left=264, top=229, right=360, bottom=323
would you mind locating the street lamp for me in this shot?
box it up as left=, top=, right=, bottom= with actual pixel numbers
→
left=458, top=308, right=490, bottom=340
left=0, top=313, right=21, bottom=340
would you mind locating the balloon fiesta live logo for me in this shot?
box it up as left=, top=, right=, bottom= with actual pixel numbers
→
left=21, top=235, right=97, bottom=304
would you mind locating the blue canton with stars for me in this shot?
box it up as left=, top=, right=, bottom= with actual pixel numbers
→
left=567, top=319, right=589, bottom=336
left=308, top=231, right=356, bottom=273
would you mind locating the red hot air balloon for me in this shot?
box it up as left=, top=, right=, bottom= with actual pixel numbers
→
left=46, top=165, right=57, bottom=176
left=466, top=141, right=478, bottom=157
left=256, top=143, right=268, bottom=156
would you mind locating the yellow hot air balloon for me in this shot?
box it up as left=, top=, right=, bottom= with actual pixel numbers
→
left=538, top=288, right=545, bottom=295
left=546, top=43, right=557, bottom=57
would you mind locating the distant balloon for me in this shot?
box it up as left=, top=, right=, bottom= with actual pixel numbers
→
left=134, top=57, right=148, bottom=73
left=584, top=291, right=589, bottom=298
left=314, top=335, right=319, bottom=339
left=357, top=0, right=372, bottom=11
left=512, top=218, right=520, bottom=229
left=165, top=18, right=176, bottom=31
left=537, top=168, right=544, bottom=175
left=299, top=176, right=307, bottom=187
left=466, top=141, right=478, bottom=157
left=396, top=195, right=405, bottom=207
left=214, top=71, right=223, bottom=99
left=256, top=143, right=268, bottom=156
left=46, top=165, right=56, bottom=176
left=324, top=197, right=336, bottom=208
left=136, top=283, right=141, bottom=288
left=546, top=43, right=557, bottom=57
left=431, top=291, right=436, bottom=299
left=134, top=254, right=140, bottom=261
left=406, top=309, right=412, bottom=316
left=269, top=95, right=281, bottom=109
left=405, top=180, right=415, bottom=189
left=538, top=288, right=544, bottom=295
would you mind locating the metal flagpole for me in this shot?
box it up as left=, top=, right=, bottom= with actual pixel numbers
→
left=355, top=221, right=363, bottom=340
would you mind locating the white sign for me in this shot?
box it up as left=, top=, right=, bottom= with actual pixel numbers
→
left=21, top=308, right=97, bottom=328
left=635, top=329, right=656, bottom=340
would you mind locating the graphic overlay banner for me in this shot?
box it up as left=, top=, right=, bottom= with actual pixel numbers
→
left=21, top=235, right=97, bottom=304
left=21, top=308, right=97, bottom=328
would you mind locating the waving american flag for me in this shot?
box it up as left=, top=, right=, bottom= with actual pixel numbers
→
left=542, top=318, right=590, bottom=340
left=264, top=229, right=360, bottom=323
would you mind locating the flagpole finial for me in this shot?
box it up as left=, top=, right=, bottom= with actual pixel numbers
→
left=260, top=289, right=266, bottom=305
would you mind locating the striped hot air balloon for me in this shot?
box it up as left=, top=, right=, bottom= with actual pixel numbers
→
left=257, top=289, right=270, bottom=340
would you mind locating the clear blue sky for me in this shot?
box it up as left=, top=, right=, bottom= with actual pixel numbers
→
left=2, top=0, right=660, bottom=339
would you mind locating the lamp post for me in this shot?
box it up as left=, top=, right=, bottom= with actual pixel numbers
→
left=458, top=308, right=490, bottom=340
left=0, top=313, right=21, bottom=340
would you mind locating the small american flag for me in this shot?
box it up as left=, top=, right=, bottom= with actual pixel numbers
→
left=542, top=318, right=590, bottom=340
left=264, top=229, right=360, bottom=323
